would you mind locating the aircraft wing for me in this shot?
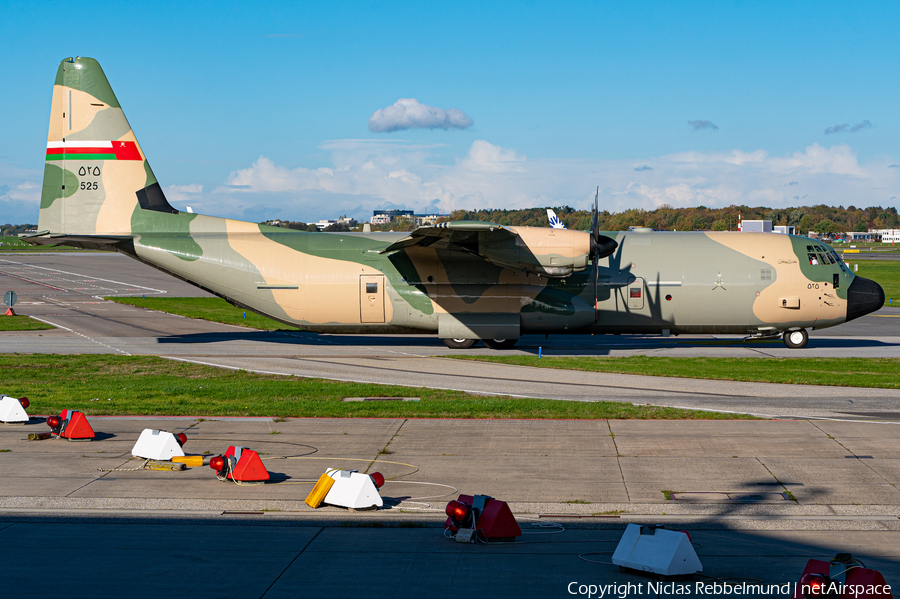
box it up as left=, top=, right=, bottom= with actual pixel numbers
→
left=380, top=221, right=515, bottom=255
left=382, top=220, right=591, bottom=277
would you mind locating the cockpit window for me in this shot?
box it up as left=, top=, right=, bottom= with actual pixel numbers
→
left=808, top=253, right=820, bottom=265
left=829, top=250, right=848, bottom=271
left=807, top=245, right=815, bottom=252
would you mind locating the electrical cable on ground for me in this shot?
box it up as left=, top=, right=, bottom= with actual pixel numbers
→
left=280, top=456, right=419, bottom=479
left=577, top=551, right=615, bottom=565
left=381, top=481, right=459, bottom=511
left=97, top=458, right=150, bottom=472
left=518, top=518, right=566, bottom=535
left=191, top=437, right=318, bottom=458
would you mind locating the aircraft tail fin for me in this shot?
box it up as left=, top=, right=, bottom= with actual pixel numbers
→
left=547, top=209, right=566, bottom=229
left=38, top=57, right=178, bottom=239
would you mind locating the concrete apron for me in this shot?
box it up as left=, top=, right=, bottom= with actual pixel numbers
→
left=1, top=417, right=898, bottom=596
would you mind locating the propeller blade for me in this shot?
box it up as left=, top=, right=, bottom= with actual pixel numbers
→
left=591, top=188, right=601, bottom=318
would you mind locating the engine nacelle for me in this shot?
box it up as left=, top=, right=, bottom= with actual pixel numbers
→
left=481, top=227, right=591, bottom=278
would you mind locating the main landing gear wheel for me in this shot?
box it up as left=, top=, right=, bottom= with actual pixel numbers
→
left=783, top=329, right=809, bottom=349
left=482, top=339, right=518, bottom=349
left=483, top=338, right=518, bottom=350
left=443, top=338, right=477, bottom=349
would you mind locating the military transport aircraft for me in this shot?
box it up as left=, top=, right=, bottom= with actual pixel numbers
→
left=26, top=57, right=885, bottom=350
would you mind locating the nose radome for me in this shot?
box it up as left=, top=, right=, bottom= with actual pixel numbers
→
left=846, top=276, right=885, bottom=322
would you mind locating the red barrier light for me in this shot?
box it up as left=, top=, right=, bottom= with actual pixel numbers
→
left=445, top=500, right=470, bottom=523
left=209, top=455, right=224, bottom=471
left=370, top=472, right=385, bottom=488
left=47, top=415, right=60, bottom=429
left=19, top=397, right=29, bottom=409
left=175, top=433, right=187, bottom=446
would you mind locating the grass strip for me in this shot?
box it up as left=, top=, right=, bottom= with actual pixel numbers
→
left=0, top=316, right=55, bottom=331
left=450, top=355, right=900, bottom=389
left=106, top=296, right=299, bottom=330
left=843, top=260, right=900, bottom=306
left=0, top=354, right=749, bottom=419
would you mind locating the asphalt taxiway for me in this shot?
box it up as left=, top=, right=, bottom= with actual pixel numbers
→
left=1, top=252, right=899, bottom=420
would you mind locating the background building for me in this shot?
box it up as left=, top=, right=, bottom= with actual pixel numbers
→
left=741, top=220, right=773, bottom=233
left=880, top=229, right=900, bottom=243
left=370, top=209, right=441, bottom=227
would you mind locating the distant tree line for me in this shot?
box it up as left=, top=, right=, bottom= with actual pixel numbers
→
left=444, top=204, right=900, bottom=232
left=9, top=203, right=899, bottom=235
left=1, top=224, right=37, bottom=236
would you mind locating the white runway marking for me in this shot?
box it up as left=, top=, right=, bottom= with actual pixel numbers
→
left=0, top=258, right=168, bottom=294
left=28, top=316, right=131, bottom=356
left=159, top=355, right=531, bottom=398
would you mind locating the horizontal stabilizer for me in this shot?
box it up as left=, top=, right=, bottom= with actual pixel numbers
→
left=22, top=231, right=132, bottom=251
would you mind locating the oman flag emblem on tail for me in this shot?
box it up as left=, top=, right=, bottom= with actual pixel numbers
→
left=46, top=140, right=142, bottom=161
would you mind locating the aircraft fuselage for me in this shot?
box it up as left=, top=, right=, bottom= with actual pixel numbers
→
left=127, top=217, right=873, bottom=340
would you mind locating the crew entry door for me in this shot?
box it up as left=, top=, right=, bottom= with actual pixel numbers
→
left=360, top=275, right=385, bottom=323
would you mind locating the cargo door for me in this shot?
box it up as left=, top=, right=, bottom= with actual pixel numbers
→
left=359, top=275, right=385, bottom=323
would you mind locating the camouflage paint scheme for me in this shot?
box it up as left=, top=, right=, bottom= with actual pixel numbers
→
left=29, top=58, right=885, bottom=347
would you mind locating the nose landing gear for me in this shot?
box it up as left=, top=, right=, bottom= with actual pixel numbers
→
left=783, top=328, right=809, bottom=349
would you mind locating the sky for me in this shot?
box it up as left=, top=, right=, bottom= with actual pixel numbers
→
left=1, top=1, right=899, bottom=225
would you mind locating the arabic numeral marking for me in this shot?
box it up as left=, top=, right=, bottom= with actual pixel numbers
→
left=808, top=283, right=819, bottom=289
left=77, top=166, right=101, bottom=191
left=77, top=167, right=101, bottom=177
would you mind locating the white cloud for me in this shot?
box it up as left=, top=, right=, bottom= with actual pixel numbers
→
left=164, top=183, right=204, bottom=205
left=200, top=140, right=898, bottom=222
left=0, top=162, right=42, bottom=224
left=458, top=140, right=526, bottom=173
left=368, top=98, right=473, bottom=133
left=768, top=143, right=863, bottom=175
left=7, top=141, right=896, bottom=226
left=8, top=180, right=39, bottom=200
